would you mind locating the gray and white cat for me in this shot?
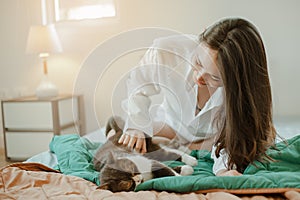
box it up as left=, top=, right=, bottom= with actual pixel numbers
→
left=93, top=116, right=197, bottom=192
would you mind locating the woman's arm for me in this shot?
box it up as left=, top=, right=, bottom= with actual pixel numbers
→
left=123, top=34, right=199, bottom=136
left=211, top=145, right=242, bottom=176
left=120, top=35, right=199, bottom=152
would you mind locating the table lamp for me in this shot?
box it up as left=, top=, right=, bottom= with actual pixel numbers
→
left=26, top=24, right=62, bottom=99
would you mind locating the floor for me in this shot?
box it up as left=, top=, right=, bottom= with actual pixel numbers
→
left=274, top=116, right=300, bottom=140
left=0, top=148, right=15, bottom=168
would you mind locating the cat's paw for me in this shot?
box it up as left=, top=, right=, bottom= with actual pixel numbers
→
left=180, top=165, right=194, bottom=176
left=132, top=174, right=143, bottom=186
left=182, top=154, right=198, bottom=166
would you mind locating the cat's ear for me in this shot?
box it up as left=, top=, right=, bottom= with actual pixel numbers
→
left=97, top=183, right=110, bottom=190
left=119, top=180, right=133, bottom=190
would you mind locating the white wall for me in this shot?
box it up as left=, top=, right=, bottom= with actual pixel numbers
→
left=1, top=0, right=300, bottom=148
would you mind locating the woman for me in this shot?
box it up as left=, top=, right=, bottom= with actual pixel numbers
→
left=117, top=17, right=277, bottom=176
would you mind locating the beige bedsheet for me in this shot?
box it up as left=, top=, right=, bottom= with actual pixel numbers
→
left=0, top=163, right=299, bottom=200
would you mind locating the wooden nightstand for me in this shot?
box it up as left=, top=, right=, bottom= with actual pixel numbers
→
left=1, top=95, right=85, bottom=161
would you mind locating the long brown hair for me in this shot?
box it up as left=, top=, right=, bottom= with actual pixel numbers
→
left=200, top=18, right=277, bottom=172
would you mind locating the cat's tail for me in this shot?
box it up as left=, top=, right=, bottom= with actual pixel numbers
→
left=105, top=116, right=125, bottom=136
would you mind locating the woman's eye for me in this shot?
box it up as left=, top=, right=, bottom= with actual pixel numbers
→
left=213, top=78, right=220, bottom=82
left=211, top=76, right=221, bottom=82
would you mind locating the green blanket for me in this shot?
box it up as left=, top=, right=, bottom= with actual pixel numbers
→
left=49, top=134, right=101, bottom=185
left=50, top=134, right=300, bottom=192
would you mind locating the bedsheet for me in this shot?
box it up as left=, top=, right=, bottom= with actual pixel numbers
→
left=49, top=134, right=300, bottom=194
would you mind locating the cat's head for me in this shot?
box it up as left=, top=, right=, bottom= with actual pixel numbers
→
left=97, top=154, right=143, bottom=192
left=98, top=169, right=143, bottom=192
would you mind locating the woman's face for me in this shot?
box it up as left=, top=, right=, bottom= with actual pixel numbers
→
left=192, top=42, right=223, bottom=90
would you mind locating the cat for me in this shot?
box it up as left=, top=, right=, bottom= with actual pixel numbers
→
left=93, top=116, right=198, bottom=192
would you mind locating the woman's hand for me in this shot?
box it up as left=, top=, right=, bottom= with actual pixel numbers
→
left=118, top=129, right=147, bottom=154
left=216, top=169, right=242, bottom=176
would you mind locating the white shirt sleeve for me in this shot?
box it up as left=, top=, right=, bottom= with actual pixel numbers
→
left=121, top=45, right=160, bottom=135
left=122, top=34, right=198, bottom=136
left=211, top=145, right=229, bottom=175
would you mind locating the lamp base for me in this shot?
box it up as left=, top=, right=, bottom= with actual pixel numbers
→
left=36, top=75, right=58, bottom=99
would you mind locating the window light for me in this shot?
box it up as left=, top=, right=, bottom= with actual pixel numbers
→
left=54, top=0, right=116, bottom=21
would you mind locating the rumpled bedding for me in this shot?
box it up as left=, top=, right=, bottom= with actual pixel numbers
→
left=138, top=135, right=300, bottom=193
left=0, top=163, right=206, bottom=199
left=1, top=135, right=300, bottom=199
left=49, top=134, right=101, bottom=185
left=48, top=134, right=300, bottom=194
left=1, top=163, right=299, bottom=199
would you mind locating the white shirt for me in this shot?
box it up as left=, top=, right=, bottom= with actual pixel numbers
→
left=121, top=34, right=226, bottom=174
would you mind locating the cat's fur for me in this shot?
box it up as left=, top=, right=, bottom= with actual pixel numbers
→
left=93, top=116, right=197, bottom=192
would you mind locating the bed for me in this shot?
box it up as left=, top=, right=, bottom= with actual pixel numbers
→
left=1, top=122, right=300, bottom=200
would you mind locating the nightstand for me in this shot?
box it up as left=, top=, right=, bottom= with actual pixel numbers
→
left=1, top=95, right=85, bottom=161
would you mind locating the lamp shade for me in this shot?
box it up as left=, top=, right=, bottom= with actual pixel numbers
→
left=26, top=24, right=62, bottom=54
